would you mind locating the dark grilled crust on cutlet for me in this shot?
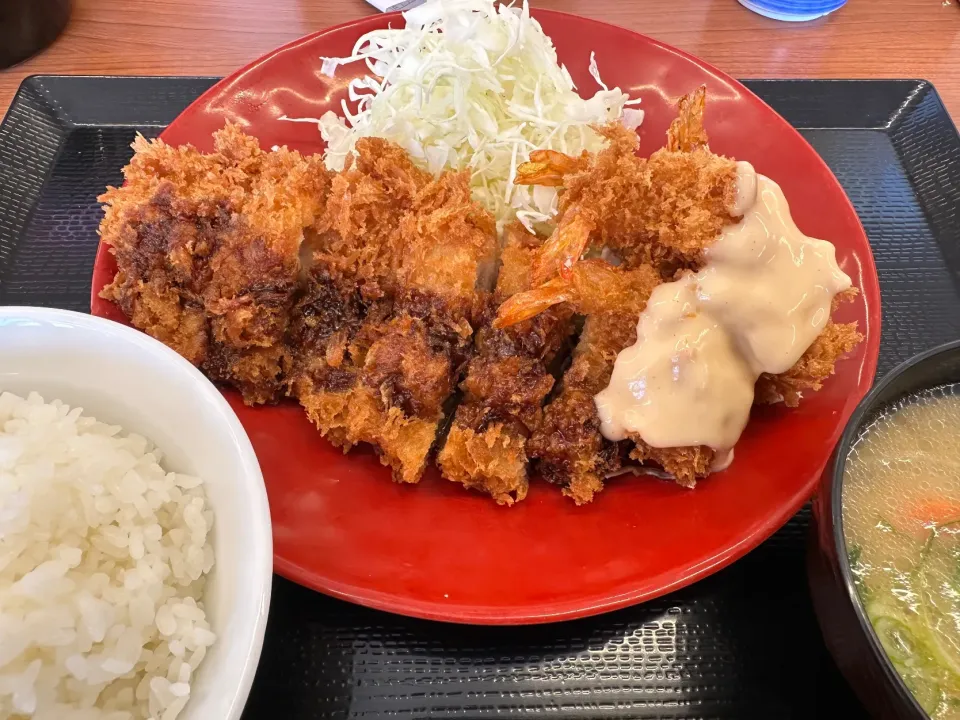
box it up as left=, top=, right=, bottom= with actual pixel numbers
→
left=436, top=224, right=575, bottom=505
left=527, top=310, right=637, bottom=505
left=437, top=312, right=572, bottom=505
left=285, top=264, right=370, bottom=397
left=287, top=145, right=496, bottom=485
left=99, top=123, right=329, bottom=406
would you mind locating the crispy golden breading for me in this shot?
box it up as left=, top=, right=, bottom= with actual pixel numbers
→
left=496, top=89, right=741, bottom=501
left=500, top=88, right=865, bottom=498
left=755, top=321, right=864, bottom=407
left=99, top=123, right=330, bottom=404
left=755, top=290, right=864, bottom=407
left=287, top=136, right=433, bottom=453
left=438, top=224, right=574, bottom=505
left=103, top=128, right=496, bottom=486
left=517, top=262, right=661, bottom=504
left=628, top=442, right=714, bottom=490
left=343, top=296, right=476, bottom=483
left=397, top=172, right=498, bottom=307
left=515, top=89, right=739, bottom=284
left=552, top=123, right=739, bottom=279
left=312, top=137, right=431, bottom=300
left=530, top=313, right=631, bottom=505
left=100, top=90, right=867, bottom=505
left=289, top=142, right=497, bottom=484
left=353, top=170, right=496, bottom=483
left=285, top=267, right=374, bottom=449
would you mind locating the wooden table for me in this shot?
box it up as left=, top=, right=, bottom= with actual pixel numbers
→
left=1, top=0, right=959, bottom=118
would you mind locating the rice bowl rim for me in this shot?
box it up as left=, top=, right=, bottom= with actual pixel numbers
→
left=0, top=305, right=273, bottom=720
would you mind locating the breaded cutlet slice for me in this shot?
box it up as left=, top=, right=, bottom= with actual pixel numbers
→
left=290, top=145, right=497, bottom=484
left=437, top=224, right=574, bottom=505
left=287, top=138, right=430, bottom=452
left=530, top=310, right=637, bottom=505
left=344, top=170, right=496, bottom=483
left=98, top=123, right=330, bottom=404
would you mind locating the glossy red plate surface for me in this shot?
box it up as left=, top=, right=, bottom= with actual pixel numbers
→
left=90, top=10, right=881, bottom=624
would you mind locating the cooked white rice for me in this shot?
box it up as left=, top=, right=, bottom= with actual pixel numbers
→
left=0, top=392, right=215, bottom=720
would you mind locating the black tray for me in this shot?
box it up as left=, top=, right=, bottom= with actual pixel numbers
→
left=3, top=76, right=960, bottom=719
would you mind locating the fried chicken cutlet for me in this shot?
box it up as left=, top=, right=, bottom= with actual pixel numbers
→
left=286, top=138, right=431, bottom=453
left=437, top=224, right=574, bottom=505
left=99, top=123, right=330, bottom=404
left=289, top=138, right=498, bottom=484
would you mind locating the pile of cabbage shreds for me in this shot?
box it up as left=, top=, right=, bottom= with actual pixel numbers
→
left=310, top=0, right=642, bottom=232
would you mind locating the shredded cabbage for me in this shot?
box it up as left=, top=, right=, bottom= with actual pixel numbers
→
left=306, top=0, right=642, bottom=232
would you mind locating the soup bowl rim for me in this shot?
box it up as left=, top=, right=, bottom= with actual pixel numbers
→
left=829, top=338, right=960, bottom=719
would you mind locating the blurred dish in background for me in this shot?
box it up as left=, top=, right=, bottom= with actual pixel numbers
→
left=0, top=0, right=71, bottom=69
left=739, top=0, right=846, bottom=21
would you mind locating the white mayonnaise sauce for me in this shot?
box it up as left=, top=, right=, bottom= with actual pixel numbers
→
left=594, top=162, right=853, bottom=466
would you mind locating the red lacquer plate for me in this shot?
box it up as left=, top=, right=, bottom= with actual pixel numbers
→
left=90, top=10, right=881, bottom=624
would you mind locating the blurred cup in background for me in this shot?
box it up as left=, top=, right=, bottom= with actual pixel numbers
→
left=0, top=0, right=72, bottom=70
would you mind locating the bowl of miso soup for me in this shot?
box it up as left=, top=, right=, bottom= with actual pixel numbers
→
left=810, top=340, right=960, bottom=720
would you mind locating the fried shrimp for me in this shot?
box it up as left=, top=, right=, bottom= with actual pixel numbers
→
left=514, top=86, right=740, bottom=283
left=497, top=87, right=863, bottom=499
left=514, top=149, right=590, bottom=187
left=494, top=259, right=654, bottom=329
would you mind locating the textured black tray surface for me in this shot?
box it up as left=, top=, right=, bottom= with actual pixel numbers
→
left=3, top=76, right=960, bottom=719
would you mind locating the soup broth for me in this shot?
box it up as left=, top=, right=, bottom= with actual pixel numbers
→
left=843, top=387, right=960, bottom=718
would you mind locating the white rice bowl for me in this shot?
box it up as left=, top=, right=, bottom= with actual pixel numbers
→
left=0, top=307, right=271, bottom=720
left=0, top=392, right=214, bottom=719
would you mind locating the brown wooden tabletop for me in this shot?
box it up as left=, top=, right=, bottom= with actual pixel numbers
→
left=1, top=0, right=959, bottom=119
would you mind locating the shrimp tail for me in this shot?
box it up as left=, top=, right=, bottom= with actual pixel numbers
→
left=531, top=210, right=594, bottom=286
left=666, top=85, right=709, bottom=153
left=493, top=277, right=577, bottom=329
left=514, top=149, right=585, bottom=187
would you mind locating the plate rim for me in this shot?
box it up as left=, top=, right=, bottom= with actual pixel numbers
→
left=90, top=8, right=882, bottom=625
